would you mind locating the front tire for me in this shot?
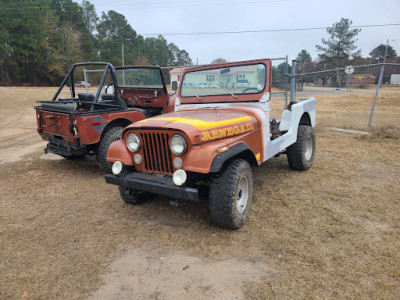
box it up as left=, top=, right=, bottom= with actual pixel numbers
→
left=118, top=186, right=151, bottom=205
left=287, top=125, right=315, bottom=171
left=96, top=126, right=123, bottom=173
left=209, top=159, right=253, bottom=230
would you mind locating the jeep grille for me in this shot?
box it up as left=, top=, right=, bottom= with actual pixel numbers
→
left=140, top=131, right=174, bottom=175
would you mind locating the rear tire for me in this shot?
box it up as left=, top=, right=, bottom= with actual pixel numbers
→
left=287, top=125, right=315, bottom=171
left=96, top=126, right=123, bottom=173
left=209, top=159, right=253, bottom=230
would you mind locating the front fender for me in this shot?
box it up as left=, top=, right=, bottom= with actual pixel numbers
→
left=107, top=139, right=134, bottom=165
left=209, top=143, right=257, bottom=173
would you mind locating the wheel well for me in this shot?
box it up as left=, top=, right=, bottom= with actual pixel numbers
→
left=103, top=118, right=131, bottom=135
left=299, top=113, right=311, bottom=126
left=218, top=149, right=258, bottom=173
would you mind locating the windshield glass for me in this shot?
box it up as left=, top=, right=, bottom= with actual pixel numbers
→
left=116, top=68, right=164, bottom=88
left=180, top=63, right=266, bottom=97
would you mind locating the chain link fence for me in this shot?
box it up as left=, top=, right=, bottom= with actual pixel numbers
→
left=81, top=66, right=114, bottom=94
left=125, top=61, right=399, bottom=126
left=290, top=62, right=400, bottom=125
left=294, top=63, right=400, bottom=95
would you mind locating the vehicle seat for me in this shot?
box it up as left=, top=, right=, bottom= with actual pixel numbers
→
left=101, top=93, right=115, bottom=100
left=78, top=93, right=94, bottom=110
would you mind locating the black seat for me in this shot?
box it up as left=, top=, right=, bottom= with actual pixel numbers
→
left=78, top=93, right=95, bottom=110
left=41, top=102, right=76, bottom=113
left=101, top=93, right=115, bottom=100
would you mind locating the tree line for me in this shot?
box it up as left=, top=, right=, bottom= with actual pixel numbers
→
left=0, top=0, right=193, bottom=86
left=272, top=18, right=398, bottom=81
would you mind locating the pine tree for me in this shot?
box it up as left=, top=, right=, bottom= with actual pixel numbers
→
left=369, top=44, right=397, bottom=62
left=316, top=18, right=361, bottom=68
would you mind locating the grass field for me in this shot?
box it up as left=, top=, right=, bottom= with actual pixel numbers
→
left=0, top=88, right=399, bottom=299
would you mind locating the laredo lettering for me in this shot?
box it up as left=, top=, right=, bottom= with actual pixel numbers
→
left=201, top=123, right=254, bottom=142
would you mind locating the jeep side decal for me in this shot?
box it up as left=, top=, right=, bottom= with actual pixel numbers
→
left=137, top=115, right=253, bottom=131
left=201, top=123, right=254, bottom=142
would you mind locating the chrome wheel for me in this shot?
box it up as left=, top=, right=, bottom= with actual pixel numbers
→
left=305, top=135, right=313, bottom=161
left=236, top=175, right=249, bottom=215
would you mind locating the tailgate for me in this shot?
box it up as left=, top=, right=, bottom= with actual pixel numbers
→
left=36, top=109, right=74, bottom=139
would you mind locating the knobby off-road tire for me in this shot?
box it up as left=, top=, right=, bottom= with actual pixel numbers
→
left=287, top=125, right=315, bottom=171
left=209, top=159, right=253, bottom=230
left=96, top=126, right=123, bottom=173
left=118, top=186, right=151, bottom=205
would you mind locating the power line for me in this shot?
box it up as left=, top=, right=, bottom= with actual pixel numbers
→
left=6, top=23, right=400, bottom=37
left=0, top=0, right=289, bottom=10
left=142, top=23, right=400, bottom=36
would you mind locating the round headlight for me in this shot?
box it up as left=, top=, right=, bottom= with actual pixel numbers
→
left=170, top=134, right=187, bottom=155
left=126, top=133, right=141, bottom=152
left=133, top=154, right=142, bottom=165
left=111, top=161, right=123, bottom=175
left=173, top=169, right=187, bottom=186
left=173, top=157, right=183, bottom=169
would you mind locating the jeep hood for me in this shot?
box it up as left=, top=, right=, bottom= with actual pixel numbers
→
left=124, top=108, right=259, bottom=145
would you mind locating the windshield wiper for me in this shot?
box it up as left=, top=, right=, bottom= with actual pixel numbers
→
left=193, top=90, right=201, bottom=100
left=195, top=93, right=201, bottom=100
left=225, top=89, right=237, bottom=99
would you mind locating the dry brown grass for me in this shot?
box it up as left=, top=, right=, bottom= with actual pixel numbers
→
left=0, top=88, right=399, bottom=299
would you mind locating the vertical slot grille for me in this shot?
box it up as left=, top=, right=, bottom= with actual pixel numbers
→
left=140, top=131, right=173, bottom=175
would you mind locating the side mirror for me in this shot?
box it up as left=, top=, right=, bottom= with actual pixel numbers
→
left=171, top=81, right=178, bottom=91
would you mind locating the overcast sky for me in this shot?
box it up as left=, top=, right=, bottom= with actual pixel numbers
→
left=88, top=0, right=400, bottom=65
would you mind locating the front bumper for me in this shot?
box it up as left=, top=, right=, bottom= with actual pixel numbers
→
left=105, top=172, right=199, bottom=202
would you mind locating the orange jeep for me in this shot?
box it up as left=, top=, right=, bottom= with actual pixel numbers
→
left=35, top=62, right=174, bottom=172
left=105, top=59, right=316, bottom=229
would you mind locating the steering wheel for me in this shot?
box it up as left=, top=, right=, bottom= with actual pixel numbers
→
left=242, top=87, right=259, bottom=93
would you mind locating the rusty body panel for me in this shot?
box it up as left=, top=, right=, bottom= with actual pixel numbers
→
left=109, top=106, right=263, bottom=174
left=125, top=108, right=259, bottom=141
left=73, top=110, right=146, bottom=145
left=37, top=110, right=74, bottom=140
left=37, top=108, right=147, bottom=144
left=120, top=88, right=173, bottom=113
left=35, top=63, right=174, bottom=166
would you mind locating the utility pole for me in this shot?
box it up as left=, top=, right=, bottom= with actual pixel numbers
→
left=384, top=39, right=389, bottom=63
left=122, top=44, right=125, bottom=66
left=384, top=39, right=396, bottom=63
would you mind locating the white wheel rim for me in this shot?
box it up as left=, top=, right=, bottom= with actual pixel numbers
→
left=236, top=175, right=249, bottom=215
left=305, top=135, right=313, bottom=161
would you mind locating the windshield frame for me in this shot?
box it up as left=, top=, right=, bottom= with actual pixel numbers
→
left=115, top=66, right=167, bottom=93
left=178, top=59, right=271, bottom=104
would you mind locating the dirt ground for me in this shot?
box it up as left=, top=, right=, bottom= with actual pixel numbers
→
left=1, top=87, right=399, bottom=299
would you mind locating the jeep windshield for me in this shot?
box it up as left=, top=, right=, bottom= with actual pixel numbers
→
left=180, top=63, right=266, bottom=98
left=116, top=67, right=164, bottom=89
